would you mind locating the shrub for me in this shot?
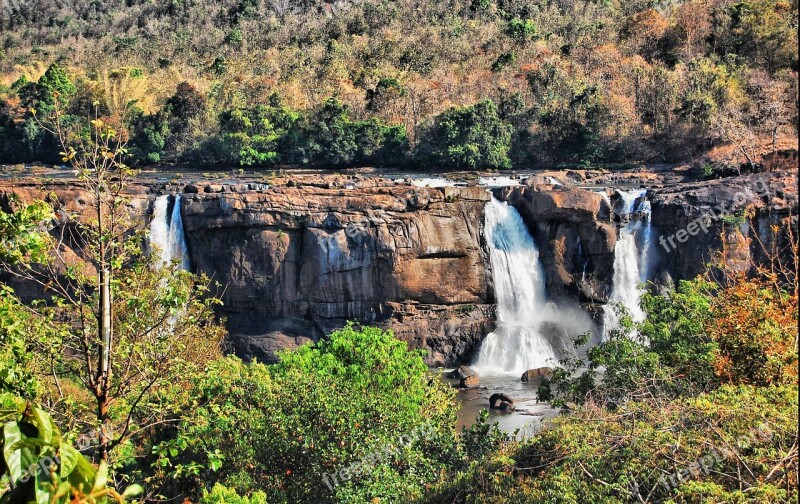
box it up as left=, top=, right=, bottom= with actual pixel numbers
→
left=491, top=52, right=516, bottom=72
left=425, top=385, right=798, bottom=503
left=200, top=484, right=268, bottom=504
left=159, top=324, right=458, bottom=503
left=417, top=100, right=513, bottom=170
left=506, top=18, right=538, bottom=42
left=639, top=278, right=719, bottom=391
left=705, top=272, right=798, bottom=386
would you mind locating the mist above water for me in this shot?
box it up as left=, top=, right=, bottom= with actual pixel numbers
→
left=473, top=197, right=594, bottom=375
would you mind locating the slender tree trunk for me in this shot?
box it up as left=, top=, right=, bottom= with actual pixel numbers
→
left=96, top=184, right=113, bottom=463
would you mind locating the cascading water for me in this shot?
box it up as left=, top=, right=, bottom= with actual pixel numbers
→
left=603, top=189, right=652, bottom=336
left=149, top=195, right=190, bottom=270
left=410, top=178, right=456, bottom=188
left=478, top=176, right=520, bottom=187
left=473, top=197, right=560, bottom=375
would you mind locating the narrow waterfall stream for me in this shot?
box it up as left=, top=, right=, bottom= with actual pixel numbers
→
left=149, top=195, right=191, bottom=270
left=473, top=197, right=560, bottom=375
left=603, top=189, right=653, bottom=336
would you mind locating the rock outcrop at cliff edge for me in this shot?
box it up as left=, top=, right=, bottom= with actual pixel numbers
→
left=180, top=182, right=495, bottom=366
left=495, top=184, right=617, bottom=303
left=650, top=170, right=798, bottom=280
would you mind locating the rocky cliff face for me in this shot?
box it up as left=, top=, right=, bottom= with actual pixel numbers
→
left=495, top=182, right=616, bottom=304
left=178, top=180, right=495, bottom=366
left=649, top=171, right=798, bottom=280
left=1, top=167, right=796, bottom=367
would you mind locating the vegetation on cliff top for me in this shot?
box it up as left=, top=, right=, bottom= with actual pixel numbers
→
left=0, top=0, right=797, bottom=169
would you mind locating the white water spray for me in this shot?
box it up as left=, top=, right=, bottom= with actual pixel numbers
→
left=603, top=189, right=652, bottom=336
left=478, top=176, right=520, bottom=187
left=473, top=197, right=561, bottom=375
left=149, top=195, right=190, bottom=270
left=410, top=177, right=457, bottom=188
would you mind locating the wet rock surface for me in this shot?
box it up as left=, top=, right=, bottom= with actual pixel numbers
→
left=489, top=393, right=515, bottom=411
left=521, top=367, right=553, bottom=385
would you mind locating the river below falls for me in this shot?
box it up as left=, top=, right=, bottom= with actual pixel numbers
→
left=440, top=372, right=561, bottom=437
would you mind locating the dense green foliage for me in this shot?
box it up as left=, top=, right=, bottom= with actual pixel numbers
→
left=0, top=287, right=45, bottom=400
left=0, top=0, right=796, bottom=168
left=417, top=100, right=513, bottom=169
left=152, top=324, right=459, bottom=503
left=0, top=392, right=140, bottom=503
left=638, top=279, right=718, bottom=389
left=424, top=384, right=798, bottom=503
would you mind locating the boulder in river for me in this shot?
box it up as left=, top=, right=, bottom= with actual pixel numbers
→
left=521, top=367, right=553, bottom=385
left=447, top=365, right=477, bottom=380
left=489, top=393, right=514, bottom=411
left=460, top=374, right=479, bottom=388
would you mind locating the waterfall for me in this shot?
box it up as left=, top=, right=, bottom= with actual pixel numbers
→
left=410, top=178, right=456, bottom=188
left=478, top=176, right=520, bottom=187
left=473, top=197, right=560, bottom=375
left=603, top=189, right=652, bottom=336
left=149, top=195, right=190, bottom=270
left=615, top=189, right=642, bottom=215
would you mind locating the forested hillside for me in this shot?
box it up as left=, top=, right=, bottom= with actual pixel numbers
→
left=0, top=3, right=797, bottom=500
left=0, top=0, right=796, bottom=168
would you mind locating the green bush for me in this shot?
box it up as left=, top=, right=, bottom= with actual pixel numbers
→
left=159, top=324, right=458, bottom=503
left=200, top=484, right=268, bottom=504
left=506, top=18, right=538, bottom=42
left=128, top=109, right=170, bottom=165
left=417, top=100, right=513, bottom=170
left=639, top=279, right=719, bottom=391
left=491, top=52, right=516, bottom=72
left=212, top=97, right=408, bottom=168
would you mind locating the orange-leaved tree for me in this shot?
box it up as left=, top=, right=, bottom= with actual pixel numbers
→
left=706, top=221, right=798, bottom=386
